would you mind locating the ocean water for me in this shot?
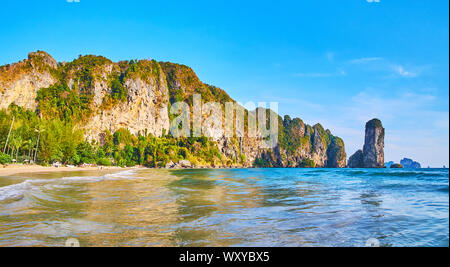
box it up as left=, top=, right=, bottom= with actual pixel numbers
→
left=0, top=168, right=448, bottom=247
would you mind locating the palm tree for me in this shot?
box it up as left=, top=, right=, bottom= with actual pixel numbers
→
left=22, top=139, right=33, bottom=162
left=9, top=136, right=16, bottom=160
left=34, top=126, right=45, bottom=163
left=2, top=116, right=14, bottom=154
left=15, top=136, right=23, bottom=161
left=9, top=135, right=23, bottom=162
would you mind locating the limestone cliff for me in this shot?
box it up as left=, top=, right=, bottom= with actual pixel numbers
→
left=0, top=51, right=57, bottom=110
left=348, top=149, right=364, bottom=168
left=0, top=51, right=346, bottom=168
left=363, top=119, right=385, bottom=168
left=348, top=118, right=385, bottom=168
left=254, top=115, right=346, bottom=168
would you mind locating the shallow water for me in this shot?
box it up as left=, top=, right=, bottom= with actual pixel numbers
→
left=0, top=168, right=448, bottom=247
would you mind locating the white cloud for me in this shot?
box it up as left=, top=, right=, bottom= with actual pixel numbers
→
left=326, top=52, right=335, bottom=62
left=391, top=64, right=417, bottom=77
left=293, top=70, right=346, bottom=78
left=349, top=57, right=383, bottom=64
left=348, top=57, right=425, bottom=78
left=293, top=73, right=334, bottom=77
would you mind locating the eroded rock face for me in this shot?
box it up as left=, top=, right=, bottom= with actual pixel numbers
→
left=363, top=119, right=385, bottom=168
left=348, top=149, right=364, bottom=168
left=348, top=119, right=385, bottom=168
left=250, top=120, right=346, bottom=168
left=326, top=137, right=347, bottom=168
left=0, top=51, right=57, bottom=110
left=82, top=77, right=171, bottom=143
left=0, top=51, right=347, bottom=168
left=0, top=73, right=56, bottom=111
left=311, top=125, right=328, bottom=167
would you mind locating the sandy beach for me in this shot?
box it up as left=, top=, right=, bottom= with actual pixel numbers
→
left=0, top=164, right=134, bottom=176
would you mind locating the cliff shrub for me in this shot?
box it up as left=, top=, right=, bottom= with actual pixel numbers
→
left=366, top=118, right=383, bottom=129
left=36, top=82, right=92, bottom=122
left=111, top=77, right=127, bottom=102
left=298, top=159, right=316, bottom=168
left=254, top=157, right=271, bottom=168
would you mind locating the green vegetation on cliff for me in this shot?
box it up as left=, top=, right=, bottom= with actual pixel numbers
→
left=366, top=118, right=383, bottom=129
left=0, top=104, right=237, bottom=167
left=279, top=115, right=307, bottom=153
left=160, top=62, right=233, bottom=105
left=254, top=113, right=346, bottom=168
left=36, top=82, right=92, bottom=122
left=0, top=51, right=346, bottom=168
left=298, top=159, right=316, bottom=168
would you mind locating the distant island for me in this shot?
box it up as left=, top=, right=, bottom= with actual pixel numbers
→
left=385, top=158, right=422, bottom=169
left=390, top=163, right=404, bottom=169
left=400, top=158, right=421, bottom=169
left=385, top=161, right=395, bottom=168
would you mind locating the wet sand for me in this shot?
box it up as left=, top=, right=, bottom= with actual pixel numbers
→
left=0, top=164, right=134, bottom=176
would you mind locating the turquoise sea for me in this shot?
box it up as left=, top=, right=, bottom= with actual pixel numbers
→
left=0, top=168, right=448, bottom=247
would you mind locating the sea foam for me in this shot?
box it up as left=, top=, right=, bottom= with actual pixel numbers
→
left=0, top=169, right=136, bottom=202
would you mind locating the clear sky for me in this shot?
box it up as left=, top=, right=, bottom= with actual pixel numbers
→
left=0, top=0, right=448, bottom=167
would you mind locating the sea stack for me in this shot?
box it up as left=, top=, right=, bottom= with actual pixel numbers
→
left=363, top=119, right=385, bottom=168
left=348, top=118, right=385, bottom=168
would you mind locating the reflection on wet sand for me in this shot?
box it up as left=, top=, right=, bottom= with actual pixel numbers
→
left=0, top=168, right=448, bottom=247
left=69, top=169, right=267, bottom=246
left=80, top=170, right=181, bottom=246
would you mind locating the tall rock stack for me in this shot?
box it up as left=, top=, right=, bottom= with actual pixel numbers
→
left=348, top=118, right=385, bottom=168
left=362, top=119, right=385, bottom=168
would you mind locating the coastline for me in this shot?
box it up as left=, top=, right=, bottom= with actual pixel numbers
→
left=2, top=164, right=441, bottom=177
left=0, top=164, right=136, bottom=176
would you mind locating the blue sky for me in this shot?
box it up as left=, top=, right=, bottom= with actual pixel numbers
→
left=0, top=0, right=448, bottom=167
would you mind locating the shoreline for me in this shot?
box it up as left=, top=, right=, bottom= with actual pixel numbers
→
left=0, top=164, right=250, bottom=176
left=0, top=164, right=136, bottom=176
left=1, top=164, right=443, bottom=177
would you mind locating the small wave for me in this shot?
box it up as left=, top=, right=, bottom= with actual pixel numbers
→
left=0, top=178, right=53, bottom=202
left=59, top=170, right=138, bottom=184
left=437, top=186, right=449, bottom=193
left=345, top=170, right=367, bottom=175
left=0, top=181, right=30, bottom=202
left=307, top=170, right=330, bottom=173
left=363, top=171, right=448, bottom=178
left=0, top=169, right=137, bottom=202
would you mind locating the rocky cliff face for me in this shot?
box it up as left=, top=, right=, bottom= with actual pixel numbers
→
left=348, top=119, right=385, bottom=168
left=363, top=119, right=385, bottom=168
left=0, top=51, right=346, bottom=168
left=255, top=121, right=346, bottom=168
left=0, top=51, right=57, bottom=111
left=81, top=71, right=171, bottom=144
left=348, top=149, right=364, bottom=168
